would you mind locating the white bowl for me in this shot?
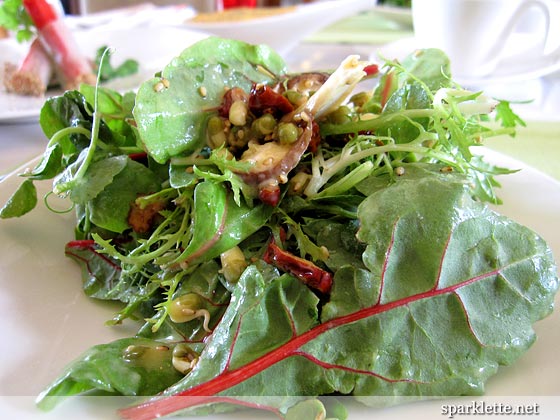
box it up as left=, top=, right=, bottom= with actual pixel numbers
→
left=182, top=0, right=377, bottom=56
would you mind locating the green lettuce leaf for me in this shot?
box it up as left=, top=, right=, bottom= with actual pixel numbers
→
left=133, top=37, right=288, bottom=163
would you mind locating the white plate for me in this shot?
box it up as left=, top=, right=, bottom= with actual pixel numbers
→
left=0, top=26, right=209, bottom=124
left=182, top=0, right=376, bottom=56
left=0, top=149, right=559, bottom=418
left=375, top=35, right=560, bottom=87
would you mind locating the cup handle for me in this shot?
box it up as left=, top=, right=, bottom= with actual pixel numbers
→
left=484, top=0, right=554, bottom=63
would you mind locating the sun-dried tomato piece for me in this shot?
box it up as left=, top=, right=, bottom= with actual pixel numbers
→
left=263, top=240, right=332, bottom=294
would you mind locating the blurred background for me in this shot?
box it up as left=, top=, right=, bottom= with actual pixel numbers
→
left=61, top=0, right=324, bottom=15
left=61, top=1, right=407, bottom=15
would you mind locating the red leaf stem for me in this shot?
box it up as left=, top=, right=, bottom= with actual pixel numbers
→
left=66, top=239, right=97, bottom=248
left=121, top=395, right=281, bottom=420
left=65, top=239, right=121, bottom=272
left=291, top=351, right=423, bottom=384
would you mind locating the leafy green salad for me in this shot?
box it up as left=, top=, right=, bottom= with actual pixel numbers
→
left=1, top=37, right=558, bottom=420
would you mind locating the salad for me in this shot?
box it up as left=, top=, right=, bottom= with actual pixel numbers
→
left=0, top=37, right=557, bottom=420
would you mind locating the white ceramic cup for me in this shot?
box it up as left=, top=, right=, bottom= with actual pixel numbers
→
left=411, top=0, right=560, bottom=78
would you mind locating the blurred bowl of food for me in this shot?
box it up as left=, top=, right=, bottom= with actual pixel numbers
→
left=182, top=0, right=377, bottom=55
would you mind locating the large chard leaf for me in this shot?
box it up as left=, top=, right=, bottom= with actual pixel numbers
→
left=133, top=37, right=287, bottom=163
left=120, top=169, right=558, bottom=419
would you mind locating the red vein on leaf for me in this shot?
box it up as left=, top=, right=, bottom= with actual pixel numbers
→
left=224, top=314, right=243, bottom=372
left=453, top=290, right=485, bottom=347
left=65, top=240, right=121, bottom=289
left=291, top=351, right=425, bottom=384
left=223, top=287, right=272, bottom=371
left=433, top=232, right=453, bottom=291
left=280, top=289, right=298, bottom=339
left=120, top=266, right=502, bottom=420
left=377, top=218, right=398, bottom=305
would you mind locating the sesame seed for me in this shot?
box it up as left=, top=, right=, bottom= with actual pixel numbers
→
left=153, top=82, right=165, bottom=92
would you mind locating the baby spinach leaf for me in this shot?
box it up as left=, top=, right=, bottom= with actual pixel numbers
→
left=79, top=84, right=131, bottom=119
left=381, top=82, right=431, bottom=145
left=88, top=158, right=160, bottom=233
left=69, top=155, right=128, bottom=204
left=133, top=37, right=287, bottom=163
left=65, top=237, right=164, bottom=331
left=120, top=171, right=557, bottom=419
left=0, top=179, right=37, bottom=218
left=78, top=85, right=138, bottom=148
left=36, top=337, right=184, bottom=411
left=169, top=163, right=197, bottom=189
left=23, top=144, right=64, bottom=181
left=40, top=90, right=93, bottom=154
left=305, top=219, right=365, bottom=272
